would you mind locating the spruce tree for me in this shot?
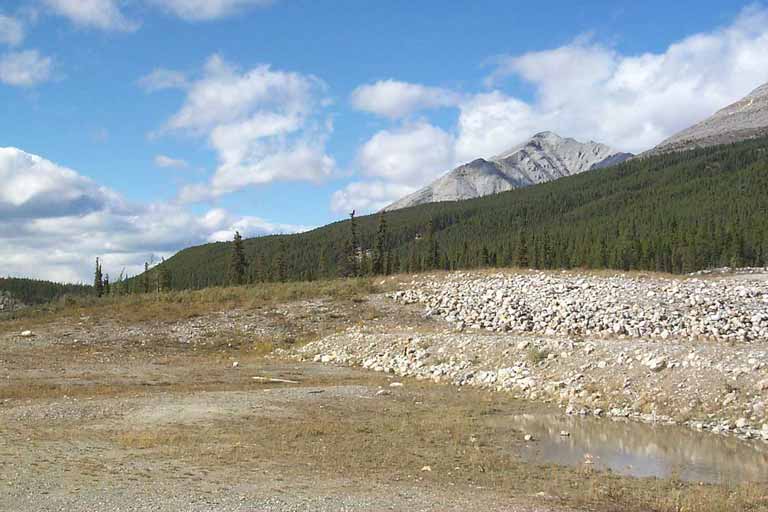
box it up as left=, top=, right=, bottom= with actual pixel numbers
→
left=94, top=258, right=104, bottom=297
left=159, top=258, right=171, bottom=291
left=318, top=246, right=329, bottom=279
left=372, top=212, right=388, bottom=275
left=142, top=262, right=150, bottom=294
left=516, top=231, right=529, bottom=268
left=228, top=231, right=247, bottom=285
left=348, top=210, right=359, bottom=277
left=103, top=273, right=110, bottom=296
left=425, top=220, right=439, bottom=270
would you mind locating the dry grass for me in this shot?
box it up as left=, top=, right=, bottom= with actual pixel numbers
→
left=48, top=382, right=767, bottom=512
left=0, top=276, right=396, bottom=333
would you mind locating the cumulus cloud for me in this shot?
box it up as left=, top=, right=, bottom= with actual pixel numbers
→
left=339, top=5, right=768, bottom=213
left=328, top=122, right=455, bottom=214
left=147, top=0, right=274, bottom=21
left=0, top=147, right=115, bottom=218
left=350, top=79, right=461, bottom=119
left=357, top=122, right=455, bottom=185
left=468, top=6, right=768, bottom=155
left=138, top=68, right=188, bottom=91
left=0, top=15, right=24, bottom=46
left=43, top=0, right=138, bottom=31
left=330, top=181, right=416, bottom=215
left=155, top=54, right=335, bottom=201
left=0, top=50, right=52, bottom=86
left=454, top=91, right=539, bottom=161
left=0, top=146, right=304, bottom=282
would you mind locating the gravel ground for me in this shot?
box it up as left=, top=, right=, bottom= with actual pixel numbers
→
left=0, top=295, right=567, bottom=512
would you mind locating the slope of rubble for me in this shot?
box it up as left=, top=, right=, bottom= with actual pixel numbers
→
left=299, top=270, right=768, bottom=442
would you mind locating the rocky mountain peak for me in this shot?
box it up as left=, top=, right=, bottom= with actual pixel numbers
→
left=386, top=132, right=631, bottom=211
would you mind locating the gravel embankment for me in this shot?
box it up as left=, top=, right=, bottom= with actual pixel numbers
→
left=394, top=271, right=768, bottom=342
left=299, top=271, right=768, bottom=441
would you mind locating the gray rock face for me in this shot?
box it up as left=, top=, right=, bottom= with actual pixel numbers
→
left=386, top=131, right=631, bottom=211
left=649, top=81, right=768, bottom=155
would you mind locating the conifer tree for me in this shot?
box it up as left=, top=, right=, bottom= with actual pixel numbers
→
left=425, top=220, right=439, bottom=270
left=318, top=246, right=329, bottom=279
left=348, top=210, right=360, bottom=277
left=516, top=231, right=529, bottom=268
left=159, top=258, right=171, bottom=291
left=94, top=258, right=104, bottom=297
left=228, top=231, right=247, bottom=285
left=103, top=273, right=110, bottom=296
left=372, top=212, right=388, bottom=275
left=142, top=262, right=150, bottom=294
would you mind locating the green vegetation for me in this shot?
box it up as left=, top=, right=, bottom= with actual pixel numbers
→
left=135, top=137, right=768, bottom=290
left=0, top=277, right=92, bottom=305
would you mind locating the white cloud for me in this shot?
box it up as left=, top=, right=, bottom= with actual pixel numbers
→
left=329, top=122, right=454, bottom=214
left=469, top=6, right=768, bottom=154
left=0, top=147, right=303, bottom=283
left=164, top=55, right=315, bottom=133
left=454, top=91, right=540, bottom=161
left=330, top=181, right=416, bottom=214
left=138, top=68, right=188, bottom=91
left=0, top=15, right=24, bottom=46
left=147, top=0, right=274, bottom=21
left=0, top=50, right=52, bottom=86
left=154, top=154, right=189, bottom=169
left=205, top=208, right=308, bottom=242
left=357, top=122, right=455, bottom=185
left=350, top=79, right=461, bottom=119
left=339, top=6, right=768, bottom=212
left=0, top=147, right=115, bottom=218
left=156, top=54, right=335, bottom=201
left=43, top=0, right=138, bottom=31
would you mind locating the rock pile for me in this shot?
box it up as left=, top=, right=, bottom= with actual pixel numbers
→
left=0, top=291, right=23, bottom=312
left=300, top=270, right=768, bottom=442
left=391, top=272, right=768, bottom=342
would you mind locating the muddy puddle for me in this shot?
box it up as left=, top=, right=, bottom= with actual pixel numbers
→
left=501, top=413, right=768, bottom=483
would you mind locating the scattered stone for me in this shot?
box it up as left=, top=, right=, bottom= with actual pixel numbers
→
left=647, top=357, right=667, bottom=372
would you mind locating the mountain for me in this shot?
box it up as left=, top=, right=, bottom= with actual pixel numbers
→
left=386, top=131, right=632, bottom=210
left=136, top=136, right=768, bottom=290
left=650, top=82, right=768, bottom=154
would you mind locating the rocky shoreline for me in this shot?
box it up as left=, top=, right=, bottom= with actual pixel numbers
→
left=298, top=271, right=768, bottom=443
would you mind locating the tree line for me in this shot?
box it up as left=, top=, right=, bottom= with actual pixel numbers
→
left=0, top=277, right=91, bottom=305
left=127, top=136, right=768, bottom=290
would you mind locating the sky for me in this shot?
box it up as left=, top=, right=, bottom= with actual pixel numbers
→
left=2, top=0, right=768, bottom=283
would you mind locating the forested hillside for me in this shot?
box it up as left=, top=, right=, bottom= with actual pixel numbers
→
left=0, top=277, right=92, bottom=305
left=139, top=137, right=768, bottom=290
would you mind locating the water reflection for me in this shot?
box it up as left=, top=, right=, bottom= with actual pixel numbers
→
left=494, top=414, right=768, bottom=483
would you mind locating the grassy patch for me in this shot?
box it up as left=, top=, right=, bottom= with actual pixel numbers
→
left=0, top=277, right=392, bottom=333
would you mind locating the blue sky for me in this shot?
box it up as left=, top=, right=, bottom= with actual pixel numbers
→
left=1, top=0, right=768, bottom=282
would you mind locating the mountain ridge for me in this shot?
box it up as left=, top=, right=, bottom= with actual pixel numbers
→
left=648, top=81, right=768, bottom=155
left=386, top=131, right=632, bottom=211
